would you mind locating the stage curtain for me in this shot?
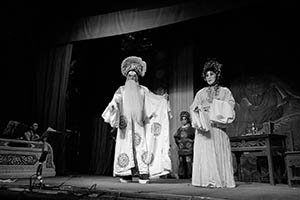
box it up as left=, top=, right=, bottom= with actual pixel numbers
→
left=34, top=0, right=253, bottom=175
left=36, top=44, right=73, bottom=131
left=56, top=0, right=251, bottom=44
left=168, top=43, right=195, bottom=177
left=89, top=117, right=115, bottom=175
left=35, top=44, right=73, bottom=174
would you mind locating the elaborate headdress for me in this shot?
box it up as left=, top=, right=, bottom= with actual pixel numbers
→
left=202, top=58, right=222, bottom=81
left=180, top=111, right=191, bottom=122
left=121, top=56, right=147, bottom=77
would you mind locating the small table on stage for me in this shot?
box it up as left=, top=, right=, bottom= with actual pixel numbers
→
left=230, top=134, right=286, bottom=185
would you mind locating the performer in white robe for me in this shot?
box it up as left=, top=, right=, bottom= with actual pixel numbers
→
left=190, top=59, right=236, bottom=188
left=102, top=56, right=171, bottom=184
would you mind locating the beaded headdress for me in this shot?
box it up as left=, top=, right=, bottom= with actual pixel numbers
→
left=121, top=56, right=147, bottom=77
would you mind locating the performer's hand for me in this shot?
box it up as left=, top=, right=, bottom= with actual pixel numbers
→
left=194, top=106, right=205, bottom=112
left=163, top=93, right=169, bottom=100
left=194, top=125, right=208, bottom=133
left=168, top=112, right=173, bottom=119
left=202, top=106, right=210, bottom=112
left=211, top=121, right=227, bottom=129
left=143, top=117, right=150, bottom=125
left=143, top=113, right=157, bottom=125
left=196, top=126, right=206, bottom=132
left=150, top=112, right=157, bottom=119
left=110, top=105, right=115, bottom=112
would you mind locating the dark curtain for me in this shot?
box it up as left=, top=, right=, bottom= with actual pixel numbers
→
left=168, top=41, right=195, bottom=177
left=69, top=37, right=123, bottom=174
left=89, top=117, right=115, bottom=175
left=36, top=44, right=73, bottom=131
left=36, top=44, right=73, bottom=175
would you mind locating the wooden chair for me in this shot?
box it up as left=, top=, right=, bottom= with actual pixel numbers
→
left=285, top=131, right=300, bottom=187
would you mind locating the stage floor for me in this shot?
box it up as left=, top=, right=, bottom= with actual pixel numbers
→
left=1, top=175, right=300, bottom=200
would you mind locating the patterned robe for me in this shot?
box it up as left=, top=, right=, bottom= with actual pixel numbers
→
left=190, top=86, right=236, bottom=188
left=102, top=85, right=171, bottom=178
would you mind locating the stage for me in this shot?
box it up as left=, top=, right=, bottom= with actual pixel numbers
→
left=0, top=175, right=299, bottom=200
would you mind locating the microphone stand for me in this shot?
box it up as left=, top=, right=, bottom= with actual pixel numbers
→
left=35, top=136, right=49, bottom=189
left=29, top=128, right=59, bottom=190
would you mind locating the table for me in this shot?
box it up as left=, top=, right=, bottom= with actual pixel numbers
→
left=230, top=134, right=286, bottom=185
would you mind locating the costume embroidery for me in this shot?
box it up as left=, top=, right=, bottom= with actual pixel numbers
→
left=151, top=122, right=161, bottom=136
left=141, top=151, right=154, bottom=165
left=134, top=132, right=141, bottom=146
left=206, top=85, right=220, bottom=103
left=119, top=115, right=127, bottom=129
left=117, top=153, right=129, bottom=168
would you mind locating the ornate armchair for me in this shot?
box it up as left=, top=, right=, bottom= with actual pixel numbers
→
left=0, top=138, right=55, bottom=179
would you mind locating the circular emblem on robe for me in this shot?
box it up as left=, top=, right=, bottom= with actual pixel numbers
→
left=119, top=115, right=127, bottom=129
left=141, top=151, right=154, bottom=165
left=151, top=122, right=161, bottom=136
left=134, top=132, right=141, bottom=146
left=117, top=153, right=129, bottom=168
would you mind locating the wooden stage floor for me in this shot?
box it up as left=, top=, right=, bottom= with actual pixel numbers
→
left=1, top=175, right=300, bottom=200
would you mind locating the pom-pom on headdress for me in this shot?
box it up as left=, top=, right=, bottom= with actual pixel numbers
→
left=202, top=58, right=222, bottom=81
left=121, top=56, right=147, bottom=77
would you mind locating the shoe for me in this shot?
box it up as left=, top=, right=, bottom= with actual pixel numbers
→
left=138, top=174, right=150, bottom=184
left=120, top=178, right=131, bottom=183
left=138, top=178, right=149, bottom=184
left=119, top=175, right=132, bottom=183
left=207, top=184, right=216, bottom=189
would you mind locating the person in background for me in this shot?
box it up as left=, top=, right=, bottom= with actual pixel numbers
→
left=24, top=123, right=40, bottom=141
left=174, top=111, right=195, bottom=179
left=2, top=120, right=28, bottom=139
left=2, top=120, right=20, bottom=139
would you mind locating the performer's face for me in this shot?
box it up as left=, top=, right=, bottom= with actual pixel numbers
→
left=180, top=117, right=188, bottom=126
left=205, top=71, right=216, bottom=85
left=126, top=70, right=138, bottom=82
left=32, top=123, right=38, bottom=131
